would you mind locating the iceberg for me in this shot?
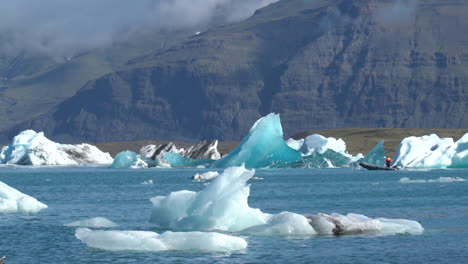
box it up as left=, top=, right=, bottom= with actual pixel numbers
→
left=299, top=134, right=348, bottom=156
left=149, top=165, right=424, bottom=236
left=75, top=228, right=247, bottom=252
left=212, top=114, right=302, bottom=168
left=111, top=150, right=164, bottom=169
left=284, top=133, right=362, bottom=168
left=113, top=140, right=222, bottom=169
left=0, top=130, right=113, bottom=165
left=162, top=152, right=215, bottom=168
left=393, top=133, right=468, bottom=168
left=0, top=181, right=48, bottom=213
left=360, top=140, right=386, bottom=166
left=65, top=217, right=119, bottom=228
left=304, top=213, right=423, bottom=235
left=141, top=140, right=221, bottom=161
left=299, top=149, right=352, bottom=168
left=150, top=166, right=270, bottom=232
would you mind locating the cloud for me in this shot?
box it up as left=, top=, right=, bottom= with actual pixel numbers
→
left=377, top=0, right=418, bottom=24
left=0, top=0, right=278, bottom=56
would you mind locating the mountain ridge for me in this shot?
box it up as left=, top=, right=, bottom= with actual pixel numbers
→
left=3, top=0, right=468, bottom=143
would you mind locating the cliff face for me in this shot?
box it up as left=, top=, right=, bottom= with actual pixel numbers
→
left=8, top=0, right=468, bottom=142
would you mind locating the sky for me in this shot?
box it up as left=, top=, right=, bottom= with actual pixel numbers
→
left=0, top=0, right=278, bottom=56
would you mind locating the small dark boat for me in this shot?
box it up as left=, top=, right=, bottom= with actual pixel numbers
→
left=0, top=256, right=5, bottom=264
left=359, top=162, right=398, bottom=170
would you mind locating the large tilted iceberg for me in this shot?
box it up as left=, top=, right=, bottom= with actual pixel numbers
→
left=0, top=181, right=48, bottom=213
left=393, top=133, right=468, bottom=168
left=212, top=114, right=302, bottom=168
left=75, top=228, right=247, bottom=252
left=149, top=165, right=424, bottom=236
left=0, top=130, right=113, bottom=165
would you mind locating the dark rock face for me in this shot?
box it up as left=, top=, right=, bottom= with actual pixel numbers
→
left=8, top=0, right=468, bottom=142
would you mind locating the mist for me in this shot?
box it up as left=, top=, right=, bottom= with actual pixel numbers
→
left=0, top=0, right=278, bottom=57
left=377, top=0, right=419, bottom=24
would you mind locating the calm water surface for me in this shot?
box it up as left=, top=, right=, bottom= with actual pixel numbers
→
left=0, top=167, right=467, bottom=263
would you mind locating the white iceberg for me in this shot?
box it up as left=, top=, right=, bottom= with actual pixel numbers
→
left=289, top=134, right=363, bottom=168
left=299, top=134, right=348, bottom=156
left=75, top=228, right=247, bottom=252
left=0, top=130, right=113, bottom=165
left=0, top=181, right=48, bottom=213
left=65, top=217, right=119, bottom=228
left=149, top=165, right=424, bottom=236
left=393, top=133, right=468, bottom=168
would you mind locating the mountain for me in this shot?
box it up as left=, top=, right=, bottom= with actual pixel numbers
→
left=3, top=0, right=468, bottom=143
left=0, top=31, right=193, bottom=142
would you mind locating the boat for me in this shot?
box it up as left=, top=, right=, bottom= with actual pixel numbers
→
left=359, top=162, right=398, bottom=170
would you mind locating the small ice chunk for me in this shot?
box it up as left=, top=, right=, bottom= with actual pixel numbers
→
left=141, top=180, right=154, bottom=185
left=192, top=171, right=219, bottom=181
left=65, top=217, right=119, bottom=228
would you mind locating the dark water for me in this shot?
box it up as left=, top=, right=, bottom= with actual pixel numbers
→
left=0, top=167, right=467, bottom=263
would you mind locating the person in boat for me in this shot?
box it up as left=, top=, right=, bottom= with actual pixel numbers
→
left=385, top=157, right=393, bottom=168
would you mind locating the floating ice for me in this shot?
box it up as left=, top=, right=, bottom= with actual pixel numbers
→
left=393, top=133, right=468, bottom=168
left=149, top=165, right=424, bottom=236
left=299, top=149, right=352, bottom=168
left=183, top=140, right=221, bottom=160
left=241, top=212, right=316, bottom=236
left=111, top=151, right=162, bottom=169
left=285, top=138, right=304, bottom=151
left=399, top=177, right=466, bottom=184
left=0, top=181, right=48, bottom=213
left=65, top=217, right=119, bottom=228
left=163, top=152, right=215, bottom=168
left=141, top=180, right=154, bottom=185
left=212, top=114, right=302, bottom=168
left=285, top=133, right=362, bottom=168
left=305, top=213, right=423, bottom=235
left=299, top=134, right=348, bottom=156
left=360, top=140, right=386, bottom=166
left=192, top=171, right=219, bottom=181
left=75, top=228, right=247, bottom=252
left=0, top=130, right=113, bottom=165
left=150, top=166, right=270, bottom=231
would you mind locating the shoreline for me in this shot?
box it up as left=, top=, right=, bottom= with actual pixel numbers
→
left=94, top=128, right=467, bottom=158
left=1, top=128, right=466, bottom=158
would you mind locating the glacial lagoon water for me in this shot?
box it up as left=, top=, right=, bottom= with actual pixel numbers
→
left=0, top=167, right=467, bottom=263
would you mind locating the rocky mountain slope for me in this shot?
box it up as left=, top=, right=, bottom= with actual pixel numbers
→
left=4, top=0, right=468, bottom=143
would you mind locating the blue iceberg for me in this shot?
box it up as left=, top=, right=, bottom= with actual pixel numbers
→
left=111, top=150, right=160, bottom=168
left=212, top=113, right=302, bottom=169
left=162, top=152, right=215, bottom=168
left=360, top=140, right=386, bottom=166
